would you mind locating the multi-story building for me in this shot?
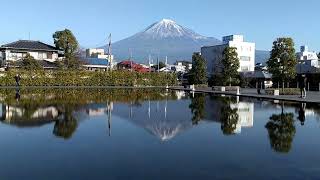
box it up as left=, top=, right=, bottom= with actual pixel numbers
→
left=296, top=45, right=319, bottom=68
left=86, top=48, right=114, bottom=62
left=201, top=35, right=255, bottom=76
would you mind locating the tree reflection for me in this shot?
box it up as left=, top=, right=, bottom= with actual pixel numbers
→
left=53, top=105, right=78, bottom=140
left=189, top=93, right=206, bottom=125
left=265, top=105, right=296, bottom=153
left=220, top=98, right=239, bottom=135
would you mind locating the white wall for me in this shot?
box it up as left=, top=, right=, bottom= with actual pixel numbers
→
left=2, top=50, right=58, bottom=62
left=229, top=41, right=255, bottom=72
left=202, top=36, right=255, bottom=76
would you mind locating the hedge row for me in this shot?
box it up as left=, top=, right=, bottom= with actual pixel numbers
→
left=266, top=88, right=300, bottom=95
left=0, top=70, right=177, bottom=87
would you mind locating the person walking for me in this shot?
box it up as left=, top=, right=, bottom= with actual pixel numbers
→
left=14, top=74, right=21, bottom=87
left=299, top=74, right=307, bottom=98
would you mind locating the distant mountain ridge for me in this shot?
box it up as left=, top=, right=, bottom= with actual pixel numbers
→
left=101, top=19, right=270, bottom=64
left=103, top=19, right=220, bottom=64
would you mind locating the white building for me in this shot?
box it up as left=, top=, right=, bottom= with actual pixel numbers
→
left=230, top=102, right=254, bottom=134
left=169, top=61, right=192, bottom=73
left=0, top=40, right=60, bottom=64
left=86, top=48, right=114, bottom=62
left=201, top=35, right=255, bottom=76
left=296, top=45, right=319, bottom=68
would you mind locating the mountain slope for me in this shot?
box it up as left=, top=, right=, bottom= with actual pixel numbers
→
left=255, top=50, right=270, bottom=64
left=103, top=19, right=270, bottom=64
left=106, top=19, right=221, bottom=63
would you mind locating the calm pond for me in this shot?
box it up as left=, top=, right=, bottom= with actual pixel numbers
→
left=0, top=88, right=319, bottom=179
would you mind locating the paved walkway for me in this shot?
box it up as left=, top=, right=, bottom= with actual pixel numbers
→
left=170, top=87, right=320, bottom=104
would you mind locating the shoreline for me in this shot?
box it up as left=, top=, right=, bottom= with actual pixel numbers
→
left=169, top=87, right=320, bottom=104
left=0, top=85, right=319, bottom=104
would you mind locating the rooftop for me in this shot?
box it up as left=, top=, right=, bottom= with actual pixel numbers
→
left=1, top=40, right=59, bottom=52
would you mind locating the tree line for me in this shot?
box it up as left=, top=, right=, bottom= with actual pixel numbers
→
left=189, top=37, right=300, bottom=88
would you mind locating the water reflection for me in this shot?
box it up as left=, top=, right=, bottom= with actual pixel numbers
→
left=265, top=103, right=296, bottom=153
left=189, top=93, right=206, bottom=125
left=0, top=88, right=319, bottom=151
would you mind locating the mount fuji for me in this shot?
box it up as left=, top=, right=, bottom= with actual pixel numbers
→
left=102, top=19, right=270, bottom=64
left=104, top=19, right=221, bottom=64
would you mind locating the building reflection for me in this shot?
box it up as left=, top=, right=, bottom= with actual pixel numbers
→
left=205, top=95, right=254, bottom=135
left=232, top=102, right=254, bottom=134
left=0, top=104, right=59, bottom=127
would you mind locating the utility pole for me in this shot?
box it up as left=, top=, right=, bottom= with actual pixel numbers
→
left=157, top=55, right=160, bottom=73
left=108, top=33, right=112, bottom=71
left=129, top=48, right=133, bottom=72
left=149, top=54, right=151, bottom=73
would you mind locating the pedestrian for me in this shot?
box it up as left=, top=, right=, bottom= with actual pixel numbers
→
left=14, top=74, right=21, bottom=87
left=298, top=103, right=306, bottom=125
left=299, top=74, right=307, bottom=98
left=257, top=80, right=261, bottom=94
left=15, top=88, right=20, bottom=101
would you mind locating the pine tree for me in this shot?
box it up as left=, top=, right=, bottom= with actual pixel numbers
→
left=267, top=38, right=297, bottom=89
left=222, top=47, right=240, bottom=86
left=53, top=29, right=80, bottom=69
left=188, top=52, right=207, bottom=85
left=22, top=53, right=43, bottom=70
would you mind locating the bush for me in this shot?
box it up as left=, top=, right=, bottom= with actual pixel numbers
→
left=0, top=70, right=178, bottom=87
left=265, top=88, right=300, bottom=95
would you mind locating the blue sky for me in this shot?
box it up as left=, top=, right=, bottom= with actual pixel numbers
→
left=0, top=0, right=319, bottom=51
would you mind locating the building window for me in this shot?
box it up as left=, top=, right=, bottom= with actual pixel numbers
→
left=240, top=56, right=251, bottom=61
left=38, top=52, right=47, bottom=60
left=38, top=53, right=43, bottom=60
left=241, top=66, right=249, bottom=71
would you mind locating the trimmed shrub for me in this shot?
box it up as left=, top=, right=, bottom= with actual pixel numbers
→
left=0, top=70, right=178, bottom=87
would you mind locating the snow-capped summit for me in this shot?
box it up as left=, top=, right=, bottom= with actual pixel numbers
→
left=104, top=19, right=221, bottom=63
left=141, top=19, right=208, bottom=39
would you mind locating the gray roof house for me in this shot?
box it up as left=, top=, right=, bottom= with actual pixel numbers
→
left=0, top=40, right=61, bottom=68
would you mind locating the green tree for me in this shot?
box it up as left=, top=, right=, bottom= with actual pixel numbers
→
left=53, top=29, right=80, bottom=69
left=221, top=47, right=240, bottom=86
left=265, top=112, right=296, bottom=153
left=22, top=53, right=43, bottom=70
left=152, top=61, right=166, bottom=71
left=188, top=52, right=207, bottom=85
left=267, top=38, right=297, bottom=90
left=189, top=93, right=206, bottom=125
left=220, top=98, right=239, bottom=135
left=317, top=52, right=320, bottom=59
left=53, top=105, right=78, bottom=139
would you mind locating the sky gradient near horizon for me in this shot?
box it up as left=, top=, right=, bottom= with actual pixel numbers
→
left=0, top=0, right=319, bottom=51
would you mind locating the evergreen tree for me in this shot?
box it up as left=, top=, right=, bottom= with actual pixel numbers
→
left=317, top=52, right=320, bottom=59
left=222, top=47, right=240, bottom=86
left=189, top=93, right=206, bottom=125
left=53, top=105, right=78, bottom=140
left=265, top=112, right=296, bottom=153
left=22, top=53, right=43, bottom=70
left=267, top=38, right=297, bottom=88
left=188, top=52, right=207, bottom=85
left=220, top=97, right=239, bottom=135
left=152, top=61, right=166, bottom=71
left=53, top=29, right=80, bottom=69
